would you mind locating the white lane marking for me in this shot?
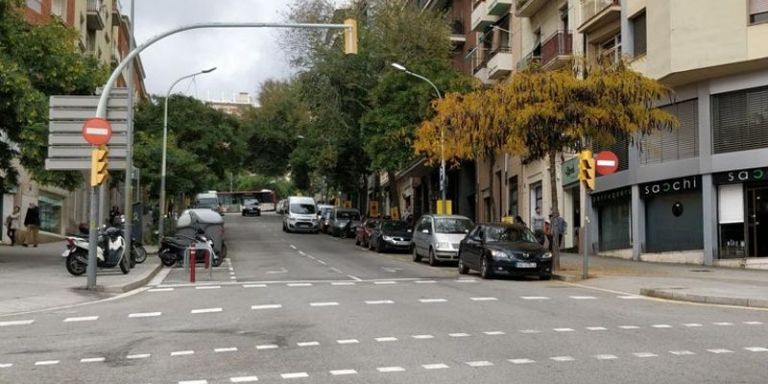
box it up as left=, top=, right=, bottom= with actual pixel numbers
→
left=470, top=297, right=498, bottom=301
left=195, top=285, right=221, bottom=290
left=336, top=339, right=359, bottom=344
left=0, top=363, right=12, bottom=368
left=617, top=295, right=644, bottom=299
left=365, top=300, right=394, bottom=305
left=683, top=323, right=703, bottom=327
left=347, top=275, right=362, bottom=281
left=456, top=279, right=478, bottom=283
left=148, top=288, right=174, bottom=292
left=251, top=304, right=283, bottom=310
left=595, top=354, right=618, bottom=360
left=229, top=272, right=236, bottom=275
left=508, top=358, right=535, bottom=364
left=191, top=307, right=222, bottom=314
left=306, top=255, right=316, bottom=260
left=297, top=341, right=319, bottom=347
left=422, top=363, right=450, bottom=370
left=377, top=366, right=405, bottom=373
left=287, top=283, right=312, bottom=287
left=126, top=354, right=151, bottom=359
left=466, top=361, right=493, bottom=367
left=256, top=344, right=279, bottom=350
left=484, top=331, right=506, bottom=335
left=316, top=260, right=327, bottom=265
left=0, top=320, right=34, bottom=327
left=554, top=328, right=575, bottom=332
left=80, top=357, right=105, bottom=363
left=329, top=369, right=358, bottom=376
left=331, top=282, right=355, bottom=286
left=215, top=347, right=238, bottom=353
left=129, top=312, right=162, bottom=318
left=449, top=333, right=471, bottom=337
left=419, top=298, right=447, bottom=303
left=330, top=268, right=344, bottom=274
left=309, top=302, right=339, bottom=307
left=633, top=352, right=658, bottom=358
left=179, top=381, right=208, bottom=384
left=230, top=376, right=259, bottom=382
left=375, top=337, right=398, bottom=342
left=744, top=321, right=764, bottom=325
left=713, top=322, right=734, bottom=326
left=619, top=325, right=640, bottom=329
left=669, top=350, right=696, bottom=356
left=374, top=281, right=396, bottom=285
left=229, top=276, right=237, bottom=280
left=521, top=296, right=550, bottom=300
left=550, top=356, right=575, bottom=362
left=587, top=327, right=608, bottom=331
left=707, top=349, right=733, bottom=354
left=228, top=267, right=234, bottom=271
left=243, top=284, right=267, bottom=288
left=281, top=372, right=309, bottom=379
left=63, top=316, right=98, bottom=322
left=745, top=347, right=768, bottom=352
left=289, top=245, right=297, bottom=249
left=652, top=324, right=672, bottom=328
left=298, top=251, right=306, bottom=256
left=34, top=360, right=60, bottom=366
left=569, top=296, right=597, bottom=300
left=414, top=280, right=436, bottom=284
left=412, top=334, right=434, bottom=339
left=171, top=350, right=194, bottom=357
left=519, top=329, right=542, bottom=334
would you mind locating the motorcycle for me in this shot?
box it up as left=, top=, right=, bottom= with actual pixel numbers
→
left=114, top=215, right=147, bottom=266
left=63, top=226, right=130, bottom=276
left=158, top=230, right=221, bottom=268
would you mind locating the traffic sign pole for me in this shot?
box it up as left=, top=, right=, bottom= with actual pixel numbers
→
left=86, top=174, right=98, bottom=290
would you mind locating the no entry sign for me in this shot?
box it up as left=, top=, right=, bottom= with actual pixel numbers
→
left=595, top=151, right=619, bottom=175
left=81, top=118, right=112, bottom=146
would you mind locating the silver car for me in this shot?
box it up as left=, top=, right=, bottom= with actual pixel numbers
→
left=412, top=214, right=474, bottom=266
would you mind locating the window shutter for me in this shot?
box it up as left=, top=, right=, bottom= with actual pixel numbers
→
left=713, top=86, right=768, bottom=154
left=640, top=99, right=698, bottom=164
left=750, top=0, right=768, bottom=14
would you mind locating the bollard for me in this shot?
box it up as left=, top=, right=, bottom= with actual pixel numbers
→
left=190, top=242, right=196, bottom=283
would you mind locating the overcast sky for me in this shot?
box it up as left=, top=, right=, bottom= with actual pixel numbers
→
left=129, top=0, right=296, bottom=103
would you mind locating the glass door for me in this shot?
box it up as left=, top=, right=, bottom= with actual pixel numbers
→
left=747, top=186, right=768, bottom=257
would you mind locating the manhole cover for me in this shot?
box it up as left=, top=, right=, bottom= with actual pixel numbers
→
left=690, top=269, right=712, bottom=272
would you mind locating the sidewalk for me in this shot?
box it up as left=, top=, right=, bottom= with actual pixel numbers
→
left=0, top=242, right=162, bottom=316
left=556, top=252, right=768, bottom=308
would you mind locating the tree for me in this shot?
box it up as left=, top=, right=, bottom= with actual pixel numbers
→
left=0, top=0, right=107, bottom=188
left=415, top=60, right=678, bottom=270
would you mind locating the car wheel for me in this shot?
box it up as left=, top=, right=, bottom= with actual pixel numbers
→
left=539, top=274, right=552, bottom=281
left=458, top=254, right=469, bottom=274
left=428, top=248, right=438, bottom=266
left=412, top=245, right=421, bottom=262
left=480, top=257, right=493, bottom=279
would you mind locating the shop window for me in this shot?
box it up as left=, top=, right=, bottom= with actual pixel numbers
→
left=712, top=85, right=768, bottom=154
left=529, top=181, right=543, bottom=225
left=39, top=193, right=62, bottom=234
left=645, top=192, right=703, bottom=253
left=750, top=0, right=768, bottom=24
left=631, top=10, right=646, bottom=57
left=718, top=184, right=745, bottom=258
left=508, top=176, right=518, bottom=218
left=598, top=201, right=631, bottom=251
left=641, top=99, right=698, bottom=164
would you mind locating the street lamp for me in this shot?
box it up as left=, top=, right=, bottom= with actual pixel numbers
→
left=158, top=67, right=217, bottom=239
left=390, top=62, right=447, bottom=212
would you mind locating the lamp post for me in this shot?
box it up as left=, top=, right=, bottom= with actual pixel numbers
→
left=158, top=67, right=217, bottom=239
left=390, top=62, right=447, bottom=211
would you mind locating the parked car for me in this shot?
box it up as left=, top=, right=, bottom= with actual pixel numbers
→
left=328, top=208, right=362, bottom=237
left=282, top=196, right=319, bottom=233
left=458, top=223, right=552, bottom=280
left=241, top=198, right=261, bottom=216
left=318, top=205, right=334, bottom=232
left=412, top=214, right=474, bottom=266
left=276, top=199, right=288, bottom=214
left=355, top=218, right=379, bottom=248
left=368, top=219, right=413, bottom=253
left=195, top=191, right=222, bottom=215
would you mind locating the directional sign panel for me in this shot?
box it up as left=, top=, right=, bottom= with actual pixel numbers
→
left=595, top=151, right=619, bottom=175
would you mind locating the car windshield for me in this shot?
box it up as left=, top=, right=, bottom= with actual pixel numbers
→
left=197, top=198, right=218, bottom=208
left=336, top=211, right=360, bottom=220
left=290, top=203, right=316, bottom=214
left=243, top=198, right=259, bottom=205
left=435, top=218, right=473, bottom=234
left=485, top=226, right=538, bottom=243
left=382, top=221, right=410, bottom=231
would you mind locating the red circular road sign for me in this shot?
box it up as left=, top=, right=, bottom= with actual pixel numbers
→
left=595, top=151, right=619, bottom=175
left=82, top=118, right=112, bottom=146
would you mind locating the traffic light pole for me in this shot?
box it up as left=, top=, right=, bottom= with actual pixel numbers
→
left=582, top=197, right=590, bottom=280
left=87, top=183, right=98, bottom=290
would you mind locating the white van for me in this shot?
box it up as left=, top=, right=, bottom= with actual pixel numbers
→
left=195, top=192, right=222, bottom=215
left=282, top=196, right=319, bottom=233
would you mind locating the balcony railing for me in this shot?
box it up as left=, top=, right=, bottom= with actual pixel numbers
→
left=87, top=0, right=106, bottom=30
left=540, top=30, right=572, bottom=67
left=580, top=0, right=619, bottom=28
left=517, top=50, right=541, bottom=70
left=488, top=46, right=514, bottom=79
left=466, top=47, right=492, bottom=74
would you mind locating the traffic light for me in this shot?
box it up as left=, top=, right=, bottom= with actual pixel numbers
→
left=90, top=146, right=109, bottom=187
left=579, top=150, right=595, bottom=191
left=343, top=18, right=358, bottom=55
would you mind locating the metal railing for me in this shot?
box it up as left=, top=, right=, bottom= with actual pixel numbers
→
left=87, top=0, right=102, bottom=12
left=466, top=47, right=492, bottom=74
left=581, top=0, right=619, bottom=25
left=541, top=30, right=573, bottom=66
left=516, top=50, right=540, bottom=70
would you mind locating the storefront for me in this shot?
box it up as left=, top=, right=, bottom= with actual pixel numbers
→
left=714, top=167, right=768, bottom=259
left=561, top=157, right=580, bottom=249
left=592, top=187, right=631, bottom=251
left=641, top=176, right=703, bottom=253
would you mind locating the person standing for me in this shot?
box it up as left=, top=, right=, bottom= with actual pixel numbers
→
left=531, top=206, right=546, bottom=244
left=5, top=206, right=20, bottom=246
left=23, top=203, right=41, bottom=247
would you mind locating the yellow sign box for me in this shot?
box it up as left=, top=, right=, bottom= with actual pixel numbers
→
left=369, top=201, right=380, bottom=217
left=390, top=207, right=400, bottom=220
left=436, top=200, right=452, bottom=215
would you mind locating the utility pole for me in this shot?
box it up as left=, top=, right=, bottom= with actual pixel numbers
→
left=123, top=0, right=136, bottom=263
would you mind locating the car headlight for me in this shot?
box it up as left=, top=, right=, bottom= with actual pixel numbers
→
left=490, top=249, right=509, bottom=260
left=436, top=242, right=451, bottom=250
left=383, top=236, right=393, bottom=242
left=540, top=251, right=552, bottom=259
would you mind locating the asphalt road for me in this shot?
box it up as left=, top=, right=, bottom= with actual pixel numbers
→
left=1, top=213, right=767, bottom=384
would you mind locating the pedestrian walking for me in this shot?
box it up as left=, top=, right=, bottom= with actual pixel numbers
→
left=5, top=206, right=21, bottom=246
left=23, top=203, right=40, bottom=247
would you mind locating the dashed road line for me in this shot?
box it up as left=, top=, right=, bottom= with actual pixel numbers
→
left=126, top=354, right=151, bottom=359
left=316, top=260, right=327, bottom=265
left=569, top=296, right=597, bottom=300
left=550, top=356, right=575, bottom=362
left=669, top=350, right=696, bottom=356
left=337, top=339, right=359, bottom=345
left=595, top=354, right=618, bottom=360
left=129, top=312, right=162, bottom=318
left=148, top=288, right=174, bottom=292
left=191, top=307, right=223, bottom=314
left=63, top=316, right=99, bottom=322
left=617, top=295, right=644, bottom=299
left=80, top=357, right=105, bottom=363
left=422, top=363, right=450, bottom=370
left=484, top=331, right=506, bottom=335
left=519, top=329, right=542, bottom=334
left=329, top=369, right=358, bottom=376
left=331, top=282, right=355, bottom=286
left=297, top=341, right=320, bottom=347
left=256, top=344, right=279, bottom=350
left=377, top=366, right=405, bottom=373
left=365, top=300, right=395, bottom=305
left=414, top=280, right=436, bottom=284
left=215, top=347, right=238, bottom=353
left=449, top=333, right=471, bottom=337
left=281, top=372, right=308, bottom=379
left=456, top=279, right=478, bottom=283
left=230, top=376, right=259, bottom=383
left=466, top=361, right=493, bottom=367
left=195, top=285, right=221, bottom=290
left=521, top=296, right=550, bottom=300
left=374, top=281, right=396, bottom=285
left=619, top=325, right=640, bottom=329
left=347, top=275, right=362, bottom=281
left=309, top=302, right=339, bottom=307
left=0, top=320, right=34, bottom=327
left=707, top=348, right=733, bottom=354
left=508, top=358, right=535, bottom=364
left=651, top=324, right=672, bottom=328
left=289, top=245, right=297, bottom=250
left=633, top=352, right=658, bottom=358
left=375, top=337, right=398, bottom=342
left=170, top=350, right=194, bottom=356
left=243, top=284, right=267, bottom=288
left=0, top=363, right=13, bottom=368
left=745, top=347, right=768, bottom=352
left=330, top=267, right=344, bottom=274
left=683, top=323, right=703, bottom=327
left=412, top=334, right=434, bottom=340
left=470, top=297, right=498, bottom=301
left=587, top=326, right=608, bottom=331
left=287, top=283, right=312, bottom=287
left=34, top=360, right=60, bottom=366
left=419, top=298, right=447, bottom=303
left=713, top=322, right=734, bottom=326
left=554, top=328, right=575, bottom=332
left=744, top=321, right=764, bottom=325
left=251, top=304, right=283, bottom=310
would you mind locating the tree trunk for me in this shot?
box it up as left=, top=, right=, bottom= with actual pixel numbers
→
left=387, top=171, right=397, bottom=218
left=488, top=155, right=496, bottom=222
left=548, top=150, right=561, bottom=271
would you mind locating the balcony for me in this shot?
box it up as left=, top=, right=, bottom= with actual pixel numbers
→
left=111, top=46, right=121, bottom=67
left=467, top=47, right=495, bottom=84
left=87, top=0, right=106, bottom=31
left=488, top=0, right=512, bottom=16
left=471, top=1, right=499, bottom=32
left=540, top=30, right=573, bottom=69
left=515, top=0, right=548, bottom=18
left=450, top=19, right=466, bottom=45
left=487, top=47, right=514, bottom=79
left=578, top=0, right=620, bottom=34
left=517, top=50, right=540, bottom=70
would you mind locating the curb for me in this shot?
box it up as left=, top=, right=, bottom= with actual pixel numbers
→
left=553, top=273, right=593, bottom=282
left=640, top=288, right=768, bottom=309
left=99, top=262, right=163, bottom=293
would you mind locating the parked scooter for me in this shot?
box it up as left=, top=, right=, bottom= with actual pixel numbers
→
left=158, top=230, right=221, bottom=267
left=63, top=226, right=130, bottom=276
left=115, top=215, right=147, bottom=265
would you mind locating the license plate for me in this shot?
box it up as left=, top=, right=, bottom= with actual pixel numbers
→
left=516, top=262, right=537, bottom=268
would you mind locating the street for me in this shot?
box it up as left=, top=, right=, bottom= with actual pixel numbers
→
left=1, top=213, right=767, bottom=384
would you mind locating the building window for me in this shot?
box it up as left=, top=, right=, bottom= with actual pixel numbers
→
left=598, top=33, right=622, bottom=63
left=712, top=85, right=768, bottom=154
left=39, top=193, right=63, bottom=234
left=52, top=0, right=67, bottom=17
left=750, top=0, right=768, bottom=24
left=529, top=181, right=543, bottom=225
left=508, top=176, right=518, bottom=218
left=641, top=99, right=699, bottom=164
left=631, top=10, right=646, bottom=57
left=26, top=0, right=42, bottom=13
